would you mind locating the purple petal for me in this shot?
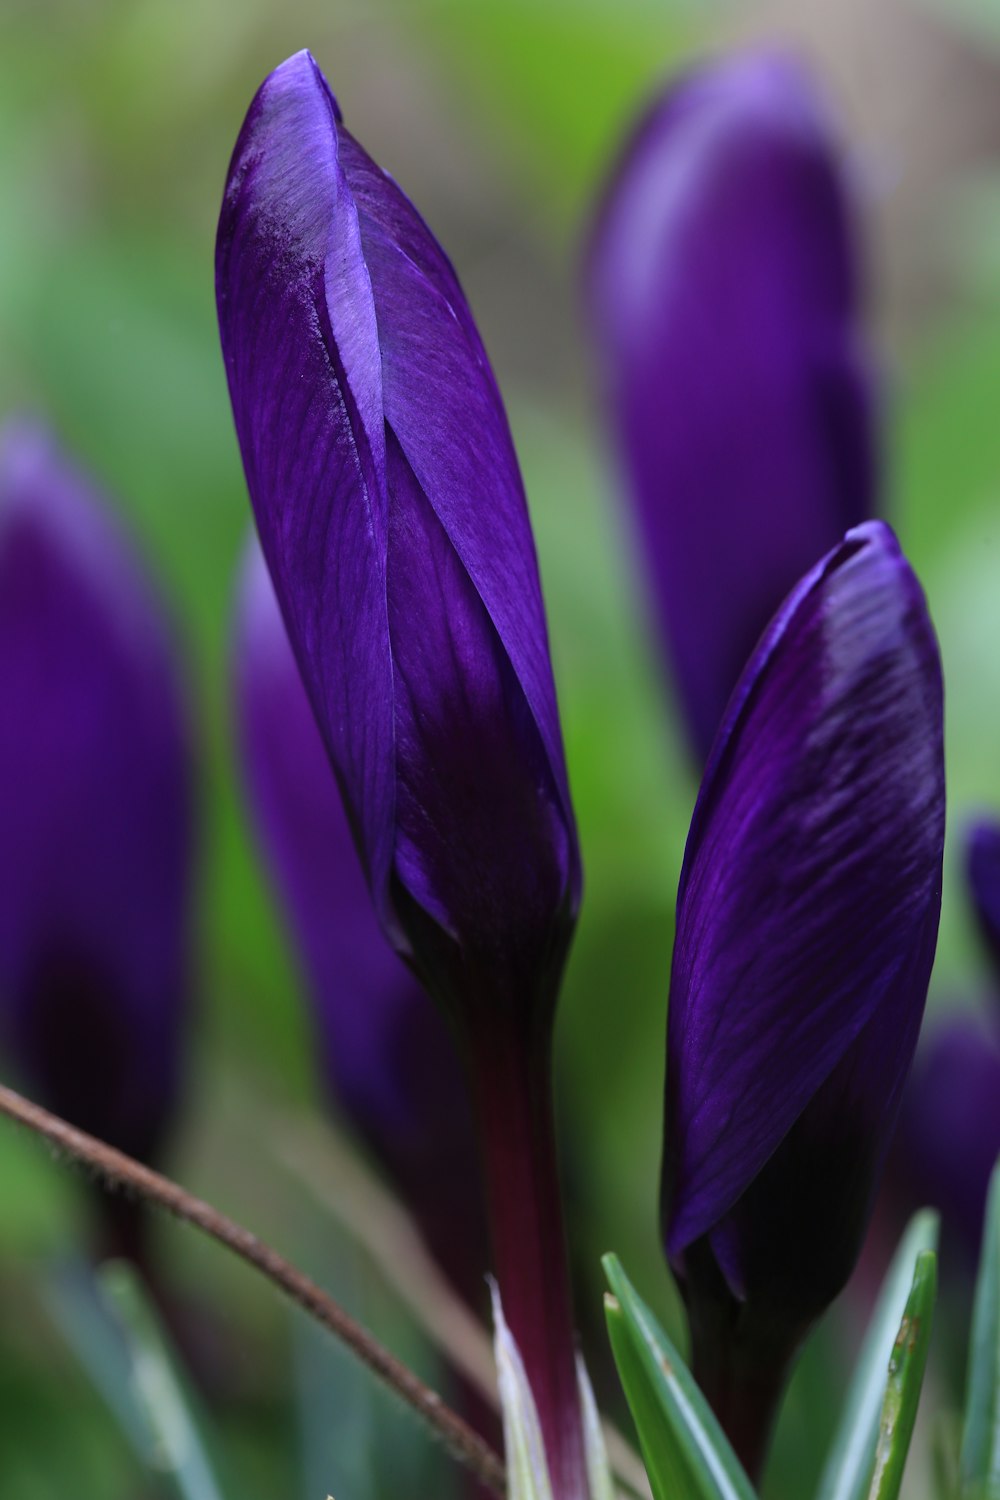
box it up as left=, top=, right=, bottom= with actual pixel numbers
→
left=663, top=521, right=944, bottom=1311
left=234, top=541, right=488, bottom=1294
left=385, top=446, right=574, bottom=1002
left=587, top=50, right=875, bottom=763
left=217, top=51, right=579, bottom=1013
left=967, top=819, right=1000, bottom=989
left=0, top=419, right=193, bottom=1161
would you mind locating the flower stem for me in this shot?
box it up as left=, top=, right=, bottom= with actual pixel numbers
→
left=0, top=1081, right=506, bottom=1496
left=688, top=1297, right=800, bottom=1485
left=693, top=1343, right=785, bottom=1483
left=470, top=1021, right=587, bottom=1500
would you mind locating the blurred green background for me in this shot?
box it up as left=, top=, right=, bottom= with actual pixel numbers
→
left=2, top=0, right=1000, bottom=1496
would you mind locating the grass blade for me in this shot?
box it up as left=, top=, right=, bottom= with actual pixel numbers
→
left=97, top=1260, right=227, bottom=1500
left=866, top=1248, right=937, bottom=1500
left=816, top=1210, right=940, bottom=1500
left=43, top=1253, right=154, bottom=1462
left=491, top=1282, right=554, bottom=1500
left=577, top=1353, right=615, bottom=1500
left=960, top=1158, right=1000, bottom=1500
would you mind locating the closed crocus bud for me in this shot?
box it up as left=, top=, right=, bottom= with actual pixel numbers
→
left=0, top=420, right=193, bottom=1254
left=967, top=820, right=1000, bottom=984
left=662, top=521, right=944, bottom=1479
left=587, top=52, right=875, bottom=764
left=217, top=53, right=583, bottom=1495
left=234, top=542, right=488, bottom=1305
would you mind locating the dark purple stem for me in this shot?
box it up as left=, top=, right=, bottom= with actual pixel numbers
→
left=687, top=1298, right=802, bottom=1486
left=692, top=1347, right=783, bottom=1484
left=469, top=1021, right=587, bottom=1500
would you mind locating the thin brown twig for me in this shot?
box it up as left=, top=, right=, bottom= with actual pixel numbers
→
left=268, top=1112, right=652, bottom=1500
left=0, top=1081, right=506, bottom=1497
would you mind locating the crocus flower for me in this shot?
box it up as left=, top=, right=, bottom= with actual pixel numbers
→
left=587, top=51, right=875, bottom=764
left=216, top=52, right=583, bottom=1495
left=0, top=419, right=193, bottom=1250
left=662, top=521, right=944, bottom=1478
left=234, top=541, right=488, bottom=1305
left=888, top=819, right=1000, bottom=1273
left=895, top=1015, right=1000, bottom=1272
left=967, top=818, right=1000, bottom=981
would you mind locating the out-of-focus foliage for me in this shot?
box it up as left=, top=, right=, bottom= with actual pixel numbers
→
left=2, top=2, right=1000, bottom=1498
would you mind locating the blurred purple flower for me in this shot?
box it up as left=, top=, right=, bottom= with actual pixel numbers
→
left=216, top=52, right=583, bottom=1493
left=0, top=419, right=193, bottom=1174
left=896, top=1015, right=1000, bottom=1271
left=886, top=820, right=1000, bottom=1275
left=662, top=521, right=944, bottom=1476
left=234, top=541, right=488, bottom=1303
left=967, top=818, right=1000, bottom=985
left=587, top=51, right=875, bottom=763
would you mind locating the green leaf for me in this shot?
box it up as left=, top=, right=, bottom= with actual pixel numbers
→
left=602, top=1253, right=756, bottom=1500
left=491, top=1282, right=555, bottom=1500
left=816, top=1210, right=940, bottom=1500
left=97, top=1261, right=228, bottom=1500
left=866, top=1249, right=938, bottom=1500
left=960, top=1157, right=1000, bottom=1499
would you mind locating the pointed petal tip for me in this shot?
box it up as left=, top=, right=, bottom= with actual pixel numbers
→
left=587, top=45, right=841, bottom=293
left=228, top=48, right=342, bottom=181
left=270, top=47, right=342, bottom=121
left=710, top=517, right=929, bottom=767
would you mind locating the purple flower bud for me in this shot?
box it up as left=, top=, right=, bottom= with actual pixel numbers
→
left=0, top=420, right=193, bottom=1168
left=896, top=1016, right=1000, bottom=1271
left=662, top=521, right=944, bottom=1476
left=216, top=53, right=584, bottom=1493
left=587, top=52, right=875, bottom=763
left=234, top=542, right=488, bottom=1304
left=886, top=823, right=1000, bottom=1275
left=216, top=50, right=579, bottom=1024
left=967, top=819, right=1000, bottom=986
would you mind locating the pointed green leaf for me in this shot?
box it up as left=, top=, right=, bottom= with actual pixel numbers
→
left=866, top=1248, right=937, bottom=1500
left=606, top=1297, right=681, bottom=1500
left=98, top=1260, right=228, bottom=1500
left=960, top=1157, right=1000, bottom=1500
left=817, top=1210, right=940, bottom=1500
left=603, top=1253, right=756, bottom=1500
